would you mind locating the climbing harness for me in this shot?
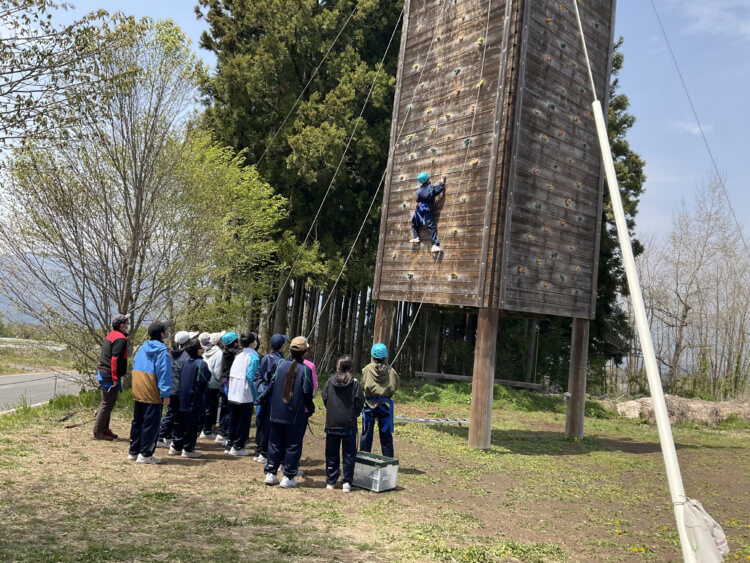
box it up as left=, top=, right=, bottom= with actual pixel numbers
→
left=362, top=398, right=395, bottom=434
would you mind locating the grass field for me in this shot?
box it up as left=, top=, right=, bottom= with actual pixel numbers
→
left=0, top=381, right=748, bottom=562
left=0, top=340, right=77, bottom=374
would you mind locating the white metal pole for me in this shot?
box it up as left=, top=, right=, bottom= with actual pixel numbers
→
left=591, top=101, right=694, bottom=563
left=570, top=2, right=694, bottom=560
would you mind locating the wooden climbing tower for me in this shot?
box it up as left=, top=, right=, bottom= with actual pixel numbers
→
left=371, top=0, right=617, bottom=448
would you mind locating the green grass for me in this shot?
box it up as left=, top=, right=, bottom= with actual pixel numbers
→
left=0, top=344, right=76, bottom=374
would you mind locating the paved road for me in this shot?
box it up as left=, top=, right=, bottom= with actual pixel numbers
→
left=0, top=371, right=83, bottom=410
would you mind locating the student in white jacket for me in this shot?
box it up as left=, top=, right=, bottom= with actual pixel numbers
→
left=226, top=332, right=260, bottom=456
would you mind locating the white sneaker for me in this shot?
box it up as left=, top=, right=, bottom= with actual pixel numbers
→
left=410, top=237, right=420, bottom=244
left=155, top=438, right=169, bottom=449
left=295, top=470, right=305, bottom=477
left=342, top=483, right=352, bottom=493
left=182, top=450, right=202, bottom=458
left=229, top=448, right=250, bottom=457
left=280, top=476, right=298, bottom=489
left=168, top=445, right=180, bottom=456
left=253, top=454, right=267, bottom=463
left=214, top=434, right=227, bottom=445
left=199, top=431, right=213, bottom=439
left=326, top=483, right=335, bottom=490
left=431, top=244, right=441, bottom=253
left=135, top=454, right=161, bottom=464
left=264, top=473, right=279, bottom=486
left=127, top=453, right=138, bottom=461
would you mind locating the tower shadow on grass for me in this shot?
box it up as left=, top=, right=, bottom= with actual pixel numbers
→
left=425, top=424, right=702, bottom=456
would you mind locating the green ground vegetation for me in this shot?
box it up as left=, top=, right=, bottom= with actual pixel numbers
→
left=0, top=382, right=748, bottom=562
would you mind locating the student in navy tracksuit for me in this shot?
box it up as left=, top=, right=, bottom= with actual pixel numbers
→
left=169, top=337, right=211, bottom=458
left=260, top=336, right=315, bottom=489
left=410, top=171, right=447, bottom=252
left=157, top=330, right=195, bottom=446
left=321, top=355, right=365, bottom=493
left=253, top=333, right=287, bottom=463
left=93, top=313, right=130, bottom=440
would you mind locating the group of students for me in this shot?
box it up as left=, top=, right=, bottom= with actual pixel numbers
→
left=93, top=314, right=399, bottom=491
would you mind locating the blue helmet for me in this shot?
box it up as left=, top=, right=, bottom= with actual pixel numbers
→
left=417, top=171, right=429, bottom=184
left=371, top=343, right=388, bottom=359
left=221, top=331, right=238, bottom=346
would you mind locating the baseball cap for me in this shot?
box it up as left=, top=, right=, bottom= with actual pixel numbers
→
left=111, top=313, right=130, bottom=327
left=221, top=331, right=239, bottom=346
left=270, top=334, right=289, bottom=350
left=209, top=332, right=224, bottom=346
left=289, top=336, right=309, bottom=352
left=175, top=330, right=199, bottom=346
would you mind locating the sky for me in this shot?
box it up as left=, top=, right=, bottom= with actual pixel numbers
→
left=60, top=0, right=749, bottom=239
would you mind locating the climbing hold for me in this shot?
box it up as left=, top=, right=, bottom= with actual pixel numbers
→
left=561, top=87, right=566, bottom=94
left=407, top=134, right=413, bottom=140
left=518, top=267, right=526, bottom=273
left=477, top=79, right=484, bottom=88
left=561, top=43, right=567, bottom=49
left=430, top=126, right=436, bottom=132
left=534, top=168, right=540, bottom=174
left=547, top=55, right=552, bottom=62
left=470, top=104, right=475, bottom=112
left=569, top=158, right=574, bottom=164
left=431, top=157, right=435, bottom=163
left=406, top=273, right=414, bottom=279
left=407, top=104, right=412, bottom=110
left=541, top=134, right=548, bottom=141
left=577, top=181, right=582, bottom=187
left=548, top=103, right=556, bottom=110
left=551, top=251, right=558, bottom=258
left=560, top=220, right=566, bottom=226
left=471, top=159, right=479, bottom=166
left=392, top=251, right=397, bottom=258
left=399, top=175, right=404, bottom=180
left=547, top=184, right=553, bottom=190
left=565, top=198, right=572, bottom=206
left=537, top=259, right=542, bottom=265
left=559, top=3, right=565, bottom=10
left=418, top=25, right=422, bottom=31
left=544, top=226, right=550, bottom=233
left=577, top=216, right=583, bottom=222
left=569, top=245, right=574, bottom=251
left=447, top=135, right=452, bottom=140
left=400, top=202, right=407, bottom=209
left=585, top=110, right=592, bottom=117
left=546, top=17, right=552, bottom=24
left=450, top=272, right=458, bottom=279
left=413, top=63, right=419, bottom=70
left=420, top=82, right=425, bottom=89
left=553, top=164, right=559, bottom=169
left=409, top=153, right=415, bottom=159
left=460, top=195, right=467, bottom=202
left=456, top=88, right=461, bottom=95
left=527, top=234, right=533, bottom=239
left=535, top=202, right=542, bottom=209
left=535, top=109, right=540, bottom=115
left=572, top=61, right=577, bottom=67
left=451, top=228, right=458, bottom=235
left=458, top=35, right=464, bottom=42
left=426, top=108, right=432, bottom=114
left=464, top=138, right=472, bottom=146
left=477, top=37, right=484, bottom=46
left=544, top=282, right=549, bottom=288
left=558, top=129, right=565, bottom=136
left=454, top=68, right=461, bottom=76
left=445, top=113, right=452, bottom=119
left=574, top=265, right=580, bottom=272
left=573, top=116, right=579, bottom=122
left=437, top=63, right=443, bottom=70
left=431, top=147, right=437, bottom=153
left=560, top=274, right=566, bottom=281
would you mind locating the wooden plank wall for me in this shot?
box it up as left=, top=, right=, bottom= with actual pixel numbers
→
left=373, top=0, right=513, bottom=307
left=499, top=0, right=615, bottom=318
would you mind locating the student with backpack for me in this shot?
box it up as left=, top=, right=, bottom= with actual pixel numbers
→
left=225, top=332, right=261, bottom=456
left=321, top=355, right=365, bottom=493
left=260, top=336, right=315, bottom=489
left=360, top=343, right=400, bottom=458
left=169, top=337, right=211, bottom=458
left=157, top=330, right=197, bottom=447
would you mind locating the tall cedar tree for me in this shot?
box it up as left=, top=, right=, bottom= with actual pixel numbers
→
left=196, top=0, right=404, bottom=285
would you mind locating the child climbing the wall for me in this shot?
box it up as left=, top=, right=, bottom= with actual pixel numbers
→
left=410, top=171, right=447, bottom=253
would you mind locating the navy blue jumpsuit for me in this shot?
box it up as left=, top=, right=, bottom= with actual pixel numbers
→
left=410, top=180, right=445, bottom=245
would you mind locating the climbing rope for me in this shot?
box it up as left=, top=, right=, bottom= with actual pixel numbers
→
left=265, top=6, right=405, bottom=327
left=255, top=0, right=363, bottom=167
left=391, top=0, right=499, bottom=366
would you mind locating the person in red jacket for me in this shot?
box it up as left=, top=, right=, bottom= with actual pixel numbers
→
left=93, top=313, right=130, bottom=440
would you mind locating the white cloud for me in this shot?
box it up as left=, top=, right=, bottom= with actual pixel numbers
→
left=663, top=0, right=750, bottom=41
left=668, top=120, right=713, bottom=136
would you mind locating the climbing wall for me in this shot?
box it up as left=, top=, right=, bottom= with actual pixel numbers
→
left=373, top=0, right=616, bottom=319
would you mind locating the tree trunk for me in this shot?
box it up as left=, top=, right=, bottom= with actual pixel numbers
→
left=289, top=278, right=304, bottom=338
left=273, top=281, right=290, bottom=335
left=329, top=290, right=343, bottom=366
left=523, top=319, right=538, bottom=382
left=314, top=289, right=330, bottom=365
left=353, top=288, right=368, bottom=372
left=337, top=289, right=350, bottom=358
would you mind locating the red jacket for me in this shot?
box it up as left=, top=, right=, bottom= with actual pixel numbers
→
left=97, top=329, right=128, bottom=385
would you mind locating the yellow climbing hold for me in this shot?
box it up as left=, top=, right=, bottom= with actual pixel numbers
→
left=426, top=108, right=432, bottom=114
left=451, top=228, right=458, bottom=234
left=574, top=116, right=580, bottom=122
left=470, top=104, right=475, bottom=112
left=456, top=88, right=461, bottom=95
left=546, top=17, right=552, bottom=24
left=566, top=198, right=572, bottom=206
left=409, top=153, right=415, bottom=159
left=537, top=259, right=542, bottom=265
left=477, top=37, right=484, bottom=46
left=413, top=63, right=419, bottom=70
left=458, top=35, right=464, bottom=41
left=471, top=159, right=479, bottom=166
left=445, top=113, right=451, bottom=119
left=561, top=220, right=567, bottom=226
left=569, top=158, right=574, bottom=164
left=559, top=3, right=565, bottom=10
left=518, top=267, right=526, bottom=273
left=450, top=272, right=458, bottom=279
left=460, top=195, right=467, bottom=202
left=572, top=61, right=577, bottom=67
left=407, top=134, right=413, bottom=140
left=535, top=109, right=540, bottom=115
left=477, top=79, right=484, bottom=88
left=541, top=134, right=548, bottom=141
left=575, top=265, right=580, bottom=271
left=577, top=181, right=582, bottom=187
left=437, top=62, right=443, bottom=70
left=399, top=175, right=404, bottom=180
left=430, top=126, right=436, bottom=132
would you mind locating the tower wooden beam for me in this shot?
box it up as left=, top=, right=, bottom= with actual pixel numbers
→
left=469, top=307, right=499, bottom=450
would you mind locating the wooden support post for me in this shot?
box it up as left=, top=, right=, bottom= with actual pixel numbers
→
left=469, top=307, right=499, bottom=450
left=565, top=317, right=590, bottom=440
left=523, top=319, right=538, bottom=383
left=372, top=300, right=396, bottom=352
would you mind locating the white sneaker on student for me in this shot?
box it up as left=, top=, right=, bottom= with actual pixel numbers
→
left=155, top=438, right=169, bottom=449
left=168, top=445, right=180, bottom=456
left=326, top=483, right=335, bottom=490
left=214, top=434, right=227, bottom=445
left=410, top=237, right=420, bottom=244
left=342, top=483, right=352, bottom=493
left=253, top=454, right=267, bottom=463
left=199, top=431, right=213, bottom=439
left=127, top=453, right=138, bottom=461
left=181, top=450, right=202, bottom=459
left=229, top=448, right=250, bottom=457
left=280, top=476, right=298, bottom=489
left=135, top=454, right=161, bottom=464
left=431, top=244, right=441, bottom=253
left=264, top=473, right=279, bottom=486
